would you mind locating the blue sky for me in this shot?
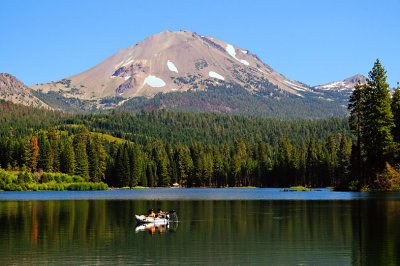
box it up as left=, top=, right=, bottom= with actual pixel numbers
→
left=1, top=0, right=399, bottom=87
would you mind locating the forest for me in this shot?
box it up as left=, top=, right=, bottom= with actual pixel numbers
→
left=0, top=99, right=351, bottom=189
left=0, top=59, right=399, bottom=191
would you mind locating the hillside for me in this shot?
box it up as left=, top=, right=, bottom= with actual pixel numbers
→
left=0, top=73, right=50, bottom=109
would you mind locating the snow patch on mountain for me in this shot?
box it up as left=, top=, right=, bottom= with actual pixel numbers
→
left=284, top=80, right=307, bottom=92
left=317, top=81, right=344, bottom=90
left=167, top=60, right=178, bottom=73
left=242, top=50, right=248, bottom=54
left=209, top=71, right=225, bottom=81
left=226, top=44, right=236, bottom=58
left=318, top=96, right=334, bottom=102
left=144, top=75, right=166, bottom=87
left=225, top=44, right=250, bottom=66
left=124, top=76, right=131, bottom=81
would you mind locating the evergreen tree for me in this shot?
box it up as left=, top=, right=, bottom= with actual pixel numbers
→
left=114, top=145, right=130, bottom=187
left=30, top=136, right=39, bottom=172
left=20, top=137, right=32, bottom=170
left=176, top=144, right=193, bottom=186
left=361, top=59, right=394, bottom=179
left=73, top=132, right=89, bottom=180
left=48, top=129, right=61, bottom=172
left=146, top=160, right=156, bottom=187
left=130, top=143, right=144, bottom=187
left=232, top=139, right=247, bottom=186
left=155, top=145, right=170, bottom=186
left=305, top=138, right=320, bottom=186
left=326, top=135, right=338, bottom=183
left=60, top=139, right=75, bottom=175
left=212, top=148, right=225, bottom=187
left=337, top=135, right=352, bottom=187
left=348, top=82, right=365, bottom=182
left=88, top=135, right=106, bottom=182
left=391, top=83, right=400, bottom=142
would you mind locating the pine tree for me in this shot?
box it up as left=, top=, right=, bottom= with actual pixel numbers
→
left=176, top=144, right=193, bottom=186
left=155, top=144, right=170, bottom=186
left=22, top=137, right=32, bottom=170
left=47, top=128, right=61, bottom=172
left=88, top=135, right=106, bottom=182
left=361, top=59, right=394, bottom=179
left=337, top=135, right=352, bottom=187
left=306, top=138, right=319, bottom=186
left=37, top=134, right=50, bottom=171
left=146, top=160, right=155, bottom=187
left=391, top=83, right=400, bottom=142
left=326, top=135, right=338, bottom=183
left=232, top=139, right=247, bottom=186
left=60, top=139, right=75, bottom=175
left=348, top=82, right=365, bottom=182
left=114, top=145, right=130, bottom=187
left=73, top=132, right=89, bottom=180
left=130, top=143, right=144, bottom=187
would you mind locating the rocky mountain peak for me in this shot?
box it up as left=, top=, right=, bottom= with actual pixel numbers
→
left=31, top=30, right=311, bottom=101
left=0, top=73, right=50, bottom=109
left=315, top=74, right=368, bottom=91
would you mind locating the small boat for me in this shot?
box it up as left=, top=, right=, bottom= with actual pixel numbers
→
left=135, top=210, right=177, bottom=224
left=135, top=215, right=169, bottom=224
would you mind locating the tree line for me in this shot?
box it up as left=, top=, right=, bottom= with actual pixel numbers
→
left=0, top=103, right=351, bottom=188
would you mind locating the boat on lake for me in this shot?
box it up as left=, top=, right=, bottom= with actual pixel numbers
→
left=135, top=210, right=177, bottom=224
left=135, top=214, right=169, bottom=224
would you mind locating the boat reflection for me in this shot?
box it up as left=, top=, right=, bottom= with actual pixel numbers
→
left=135, top=222, right=178, bottom=235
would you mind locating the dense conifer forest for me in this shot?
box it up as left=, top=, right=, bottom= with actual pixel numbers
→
left=0, top=99, right=351, bottom=189
left=1, top=60, right=399, bottom=191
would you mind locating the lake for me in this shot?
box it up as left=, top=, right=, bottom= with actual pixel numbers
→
left=0, top=188, right=399, bottom=265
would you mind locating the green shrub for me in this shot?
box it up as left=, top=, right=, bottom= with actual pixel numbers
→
left=17, top=171, right=34, bottom=184
left=4, top=183, right=23, bottom=191
left=0, top=169, right=14, bottom=185
left=348, top=180, right=360, bottom=191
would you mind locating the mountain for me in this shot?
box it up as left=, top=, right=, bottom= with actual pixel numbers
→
left=32, top=30, right=311, bottom=99
left=29, top=30, right=352, bottom=117
left=312, top=74, right=368, bottom=107
left=315, top=74, right=367, bottom=91
left=0, top=73, right=50, bottom=109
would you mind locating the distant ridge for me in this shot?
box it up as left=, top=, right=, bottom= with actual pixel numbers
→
left=0, top=73, right=50, bottom=109
left=315, top=74, right=367, bottom=91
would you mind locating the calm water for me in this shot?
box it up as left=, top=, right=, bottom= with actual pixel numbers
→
left=0, top=189, right=399, bottom=265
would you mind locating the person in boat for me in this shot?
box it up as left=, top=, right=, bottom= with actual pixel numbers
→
left=148, top=209, right=155, bottom=218
left=156, top=208, right=166, bottom=218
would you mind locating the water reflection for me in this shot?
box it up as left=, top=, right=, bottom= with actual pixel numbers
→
left=134, top=222, right=179, bottom=235
left=0, top=199, right=399, bottom=264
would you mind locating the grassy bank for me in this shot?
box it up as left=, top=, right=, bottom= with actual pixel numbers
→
left=0, top=169, right=108, bottom=191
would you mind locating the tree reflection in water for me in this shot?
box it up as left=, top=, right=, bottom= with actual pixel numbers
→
left=0, top=198, right=399, bottom=264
